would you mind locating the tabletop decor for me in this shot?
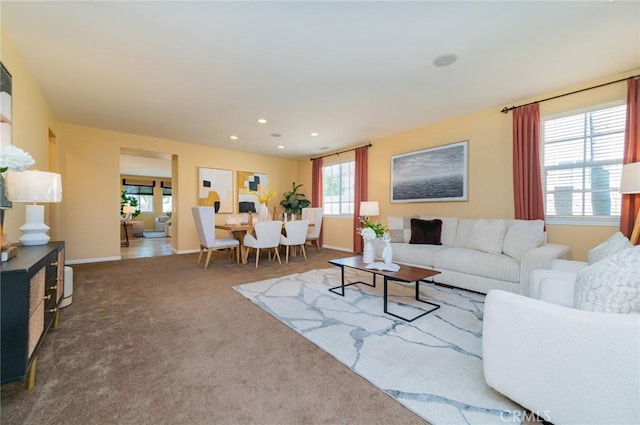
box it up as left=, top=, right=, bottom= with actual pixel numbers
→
left=359, top=219, right=387, bottom=263
left=251, top=187, right=276, bottom=221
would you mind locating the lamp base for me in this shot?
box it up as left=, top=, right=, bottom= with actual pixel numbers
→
left=19, top=205, right=51, bottom=246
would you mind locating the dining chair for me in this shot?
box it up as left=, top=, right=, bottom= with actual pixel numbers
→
left=302, top=207, right=324, bottom=252
left=243, top=220, right=283, bottom=268
left=280, top=220, right=309, bottom=263
left=191, top=206, right=240, bottom=269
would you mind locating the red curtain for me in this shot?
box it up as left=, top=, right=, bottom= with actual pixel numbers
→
left=353, top=146, right=368, bottom=253
left=311, top=157, right=323, bottom=246
left=512, top=103, right=545, bottom=221
left=621, top=77, right=640, bottom=240
left=311, top=157, right=323, bottom=207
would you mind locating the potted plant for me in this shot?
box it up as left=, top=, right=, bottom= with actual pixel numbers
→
left=279, top=182, right=311, bottom=218
left=120, top=190, right=141, bottom=218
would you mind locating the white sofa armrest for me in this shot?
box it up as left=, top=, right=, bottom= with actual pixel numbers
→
left=483, top=290, right=640, bottom=425
left=530, top=269, right=577, bottom=306
left=519, top=243, right=571, bottom=296
left=550, top=258, right=588, bottom=272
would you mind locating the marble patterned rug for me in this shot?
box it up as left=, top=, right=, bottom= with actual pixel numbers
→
left=234, top=267, right=522, bottom=425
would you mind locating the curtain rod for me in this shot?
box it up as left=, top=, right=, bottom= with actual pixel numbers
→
left=309, top=143, right=372, bottom=161
left=500, top=74, right=640, bottom=114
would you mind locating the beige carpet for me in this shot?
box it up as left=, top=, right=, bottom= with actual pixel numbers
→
left=0, top=249, right=429, bottom=425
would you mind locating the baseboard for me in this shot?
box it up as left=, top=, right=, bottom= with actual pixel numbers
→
left=321, top=244, right=353, bottom=253
left=66, top=256, right=121, bottom=265
left=174, top=248, right=199, bottom=255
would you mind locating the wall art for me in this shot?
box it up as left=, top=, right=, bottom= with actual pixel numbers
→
left=198, top=167, right=233, bottom=213
left=391, top=140, right=468, bottom=202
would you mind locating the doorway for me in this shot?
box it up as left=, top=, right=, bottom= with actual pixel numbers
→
left=120, top=148, right=173, bottom=259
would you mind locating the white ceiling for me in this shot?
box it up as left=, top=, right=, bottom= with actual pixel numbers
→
left=2, top=1, right=639, bottom=164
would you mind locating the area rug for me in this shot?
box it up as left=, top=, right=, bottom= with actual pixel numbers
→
left=142, top=231, right=167, bottom=238
left=234, top=267, right=523, bottom=425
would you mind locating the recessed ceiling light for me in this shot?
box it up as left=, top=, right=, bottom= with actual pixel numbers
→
left=258, top=118, right=267, bottom=124
left=277, top=145, right=285, bottom=149
left=271, top=133, right=282, bottom=138
left=230, top=135, right=238, bottom=140
left=318, top=146, right=330, bottom=151
left=310, top=132, right=319, bottom=137
left=433, top=54, right=458, bottom=68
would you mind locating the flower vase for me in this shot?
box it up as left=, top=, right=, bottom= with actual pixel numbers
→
left=258, top=203, right=270, bottom=222
left=362, top=238, right=375, bottom=263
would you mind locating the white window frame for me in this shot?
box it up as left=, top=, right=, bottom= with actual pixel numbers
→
left=542, top=101, right=626, bottom=226
left=322, top=161, right=355, bottom=217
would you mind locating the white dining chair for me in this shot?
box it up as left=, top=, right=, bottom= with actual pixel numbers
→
left=302, top=207, right=324, bottom=253
left=191, top=206, right=240, bottom=269
left=243, top=220, right=283, bottom=268
left=280, top=220, right=309, bottom=263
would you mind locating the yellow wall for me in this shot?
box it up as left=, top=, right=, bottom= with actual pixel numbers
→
left=0, top=29, right=58, bottom=246
left=299, top=69, right=639, bottom=261
left=57, top=123, right=298, bottom=261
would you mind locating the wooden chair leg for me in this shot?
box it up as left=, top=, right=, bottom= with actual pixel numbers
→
left=273, top=247, right=281, bottom=264
left=235, top=246, right=239, bottom=264
left=204, top=250, right=213, bottom=269
left=316, top=240, right=321, bottom=253
left=285, top=245, right=290, bottom=263
left=197, top=247, right=204, bottom=264
left=255, top=248, right=260, bottom=268
left=301, top=244, right=307, bottom=261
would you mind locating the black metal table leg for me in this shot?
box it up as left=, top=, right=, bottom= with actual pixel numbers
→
left=384, top=276, right=440, bottom=322
left=329, top=266, right=376, bottom=297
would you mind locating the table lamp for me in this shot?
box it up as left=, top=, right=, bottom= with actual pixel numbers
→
left=122, top=205, right=136, bottom=221
left=620, top=162, right=640, bottom=245
left=4, top=170, right=62, bottom=245
left=359, top=201, right=379, bottom=221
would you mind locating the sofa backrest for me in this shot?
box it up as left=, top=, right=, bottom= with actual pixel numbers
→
left=386, top=215, right=546, bottom=259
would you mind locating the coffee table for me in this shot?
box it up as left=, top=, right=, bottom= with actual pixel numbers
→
left=328, top=256, right=441, bottom=322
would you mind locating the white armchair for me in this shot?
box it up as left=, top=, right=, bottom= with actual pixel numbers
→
left=154, top=215, right=171, bottom=232
left=482, top=257, right=640, bottom=425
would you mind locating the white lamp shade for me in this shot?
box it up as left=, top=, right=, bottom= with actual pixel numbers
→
left=360, top=201, right=379, bottom=217
left=620, top=162, right=640, bottom=194
left=5, top=170, right=62, bottom=203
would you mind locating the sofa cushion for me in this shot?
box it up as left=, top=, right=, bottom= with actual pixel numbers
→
left=502, top=220, right=545, bottom=261
left=466, top=219, right=506, bottom=255
left=587, top=231, right=633, bottom=265
left=387, top=215, right=418, bottom=243
left=419, top=216, right=459, bottom=246
left=433, top=247, right=520, bottom=283
left=454, top=219, right=477, bottom=248
left=409, top=218, right=443, bottom=245
left=391, top=242, right=444, bottom=267
left=574, top=246, right=640, bottom=313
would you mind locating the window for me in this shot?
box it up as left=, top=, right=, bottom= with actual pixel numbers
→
left=123, top=184, right=154, bottom=213
left=542, top=103, right=626, bottom=225
left=323, top=161, right=355, bottom=215
left=161, top=183, right=172, bottom=214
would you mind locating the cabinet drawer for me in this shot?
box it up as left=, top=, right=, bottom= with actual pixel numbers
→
left=28, top=268, right=45, bottom=359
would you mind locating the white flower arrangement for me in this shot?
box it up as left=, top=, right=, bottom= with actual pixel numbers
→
left=0, top=144, right=35, bottom=172
left=360, top=227, right=377, bottom=241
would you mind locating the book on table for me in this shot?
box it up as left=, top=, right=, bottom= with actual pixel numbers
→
left=364, top=262, right=401, bottom=272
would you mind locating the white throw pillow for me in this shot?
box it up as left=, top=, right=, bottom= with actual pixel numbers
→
left=587, top=231, right=633, bottom=265
left=502, top=222, right=545, bottom=261
left=574, top=246, right=640, bottom=313
left=386, top=215, right=417, bottom=243
left=466, top=219, right=506, bottom=255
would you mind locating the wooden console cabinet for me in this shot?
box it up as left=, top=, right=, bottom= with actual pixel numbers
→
left=1, top=241, right=65, bottom=388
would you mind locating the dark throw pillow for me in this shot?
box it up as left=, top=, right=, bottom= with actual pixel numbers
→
left=409, top=218, right=443, bottom=245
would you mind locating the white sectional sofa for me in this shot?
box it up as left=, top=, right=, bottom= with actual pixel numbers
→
left=376, top=216, right=570, bottom=295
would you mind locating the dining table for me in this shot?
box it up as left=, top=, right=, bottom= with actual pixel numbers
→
left=215, top=221, right=313, bottom=264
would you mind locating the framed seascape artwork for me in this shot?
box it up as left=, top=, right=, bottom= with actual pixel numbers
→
left=198, top=167, right=233, bottom=213
left=391, top=140, right=468, bottom=203
left=237, top=171, right=268, bottom=213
